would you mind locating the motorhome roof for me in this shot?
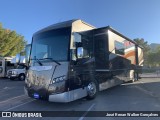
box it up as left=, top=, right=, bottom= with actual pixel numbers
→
left=106, top=26, right=143, bottom=49
left=33, top=19, right=95, bottom=36
left=33, top=19, right=142, bottom=49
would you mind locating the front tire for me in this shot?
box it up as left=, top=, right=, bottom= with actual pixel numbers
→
left=130, top=70, right=138, bottom=82
left=86, top=80, right=98, bottom=100
left=18, top=74, right=25, bottom=81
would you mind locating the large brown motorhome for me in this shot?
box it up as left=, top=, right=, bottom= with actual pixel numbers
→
left=24, top=19, right=143, bottom=102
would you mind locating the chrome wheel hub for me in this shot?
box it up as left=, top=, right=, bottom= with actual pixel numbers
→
left=87, top=82, right=96, bottom=96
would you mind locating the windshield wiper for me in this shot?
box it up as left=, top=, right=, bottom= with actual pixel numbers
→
left=31, top=58, right=43, bottom=66
left=40, top=58, right=61, bottom=65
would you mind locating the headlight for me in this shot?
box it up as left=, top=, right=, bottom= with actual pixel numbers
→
left=50, top=75, right=66, bottom=84
left=12, top=71, right=17, bottom=75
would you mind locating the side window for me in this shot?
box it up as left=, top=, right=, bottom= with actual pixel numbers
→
left=73, top=32, right=93, bottom=59
left=115, top=41, right=125, bottom=55
left=6, top=61, right=14, bottom=67
left=72, top=33, right=82, bottom=60
left=17, top=65, right=25, bottom=69
left=82, top=36, right=93, bottom=58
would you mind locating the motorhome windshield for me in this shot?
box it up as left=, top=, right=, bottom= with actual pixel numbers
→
left=31, top=27, right=71, bottom=63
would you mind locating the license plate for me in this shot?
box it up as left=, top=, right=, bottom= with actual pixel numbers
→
left=33, top=93, right=40, bottom=99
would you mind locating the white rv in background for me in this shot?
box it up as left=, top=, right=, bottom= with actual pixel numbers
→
left=7, top=44, right=31, bottom=81
left=7, top=56, right=26, bottom=80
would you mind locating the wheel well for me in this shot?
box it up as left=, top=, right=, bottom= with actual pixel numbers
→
left=19, top=73, right=25, bottom=76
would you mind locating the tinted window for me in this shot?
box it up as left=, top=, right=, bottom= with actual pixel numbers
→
left=72, top=32, right=93, bottom=59
left=94, top=31, right=109, bottom=69
left=115, top=41, right=125, bottom=55
left=6, top=61, right=14, bottom=67
left=82, top=34, right=93, bottom=58
left=17, top=65, right=25, bottom=69
left=31, top=27, right=71, bottom=62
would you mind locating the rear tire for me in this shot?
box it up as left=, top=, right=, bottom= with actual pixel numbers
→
left=18, top=74, right=25, bottom=81
left=130, top=70, right=138, bottom=82
left=86, top=80, right=98, bottom=100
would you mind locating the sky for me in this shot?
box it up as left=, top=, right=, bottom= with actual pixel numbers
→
left=0, top=0, right=160, bottom=44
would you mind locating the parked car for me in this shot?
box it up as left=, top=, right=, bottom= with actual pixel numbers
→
left=7, top=64, right=26, bottom=80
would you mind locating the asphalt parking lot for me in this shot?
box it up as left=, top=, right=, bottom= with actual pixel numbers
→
left=1, top=76, right=160, bottom=120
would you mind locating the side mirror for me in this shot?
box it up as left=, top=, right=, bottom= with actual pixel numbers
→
left=15, top=54, right=20, bottom=63
left=77, top=47, right=83, bottom=59
left=25, top=44, right=31, bottom=65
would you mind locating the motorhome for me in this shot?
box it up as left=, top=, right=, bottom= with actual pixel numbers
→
left=24, top=19, right=143, bottom=102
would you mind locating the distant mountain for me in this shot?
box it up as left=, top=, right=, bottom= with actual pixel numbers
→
left=150, top=43, right=160, bottom=52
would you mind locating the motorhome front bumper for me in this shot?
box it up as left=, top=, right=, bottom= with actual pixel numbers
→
left=24, top=85, right=70, bottom=102
left=24, top=86, right=49, bottom=100
left=48, top=92, right=70, bottom=102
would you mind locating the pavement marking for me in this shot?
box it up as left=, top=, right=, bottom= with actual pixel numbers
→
left=139, top=81, right=144, bottom=84
left=135, top=85, right=155, bottom=97
left=4, top=99, right=36, bottom=111
left=134, top=79, right=160, bottom=100
left=0, top=94, right=26, bottom=104
left=136, top=80, right=157, bottom=97
left=78, top=103, right=95, bottom=120
left=0, top=87, right=15, bottom=92
left=4, top=87, right=10, bottom=89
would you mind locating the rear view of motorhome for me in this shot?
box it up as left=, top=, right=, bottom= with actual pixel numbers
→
left=0, top=57, right=14, bottom=77
left=24, top=19, right=143, bottom=102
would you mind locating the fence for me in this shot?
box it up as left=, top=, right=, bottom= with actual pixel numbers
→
left=140, top=67, right=160, bottom=78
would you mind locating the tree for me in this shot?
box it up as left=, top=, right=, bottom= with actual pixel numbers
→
left=156, top=46, right=160, bottom=66
left=133, top=38, right=150, bottom=54
left=0, top=23, right=26, bottom=57
left=146, top=47, right=160, bottom=67
left=154, top=46, right=160, bottom=66
left=147, top=52, right=157, bottom=67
